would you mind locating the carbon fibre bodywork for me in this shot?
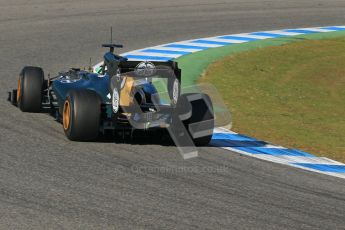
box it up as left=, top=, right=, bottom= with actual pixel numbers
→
left=8, top=52, right=214, bottom=151
left=47, top=60, right=181, bottom=131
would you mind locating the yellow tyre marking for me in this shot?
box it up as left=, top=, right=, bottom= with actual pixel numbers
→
left=63, top=100, right=71, bottom=130
left=17, top=77, right=22, bottom=102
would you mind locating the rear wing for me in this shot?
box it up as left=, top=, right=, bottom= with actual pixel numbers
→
left=118, top=60, right=181, bottom=82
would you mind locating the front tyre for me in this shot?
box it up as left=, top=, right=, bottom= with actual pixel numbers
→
left=63, top=89, right=101, bottom=141
left=17, top=66, right=44, bottom=112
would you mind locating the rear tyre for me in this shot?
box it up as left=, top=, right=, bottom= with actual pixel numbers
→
left=17, top=66, right=44, bottom=112
left=180, top=93, right=214, bottom=146
left=63, top=89, right=101, bottom=141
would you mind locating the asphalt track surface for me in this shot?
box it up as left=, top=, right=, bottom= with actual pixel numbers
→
left=1, top=0, right=345, bottom=229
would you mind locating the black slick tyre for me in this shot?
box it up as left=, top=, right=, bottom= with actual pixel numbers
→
left=17, top=66, right=44, bottom=112
left=63, top=89, right=101, bottom=141
left=180, top=93, right=214, bottom=146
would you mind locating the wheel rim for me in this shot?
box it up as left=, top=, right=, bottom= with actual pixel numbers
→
left=63, top=100, right=71, bottom=130
left=17, top=77, right=21, bottom=102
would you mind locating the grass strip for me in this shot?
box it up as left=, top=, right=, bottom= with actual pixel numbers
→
left=199, top=37, right=345, bottom=162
